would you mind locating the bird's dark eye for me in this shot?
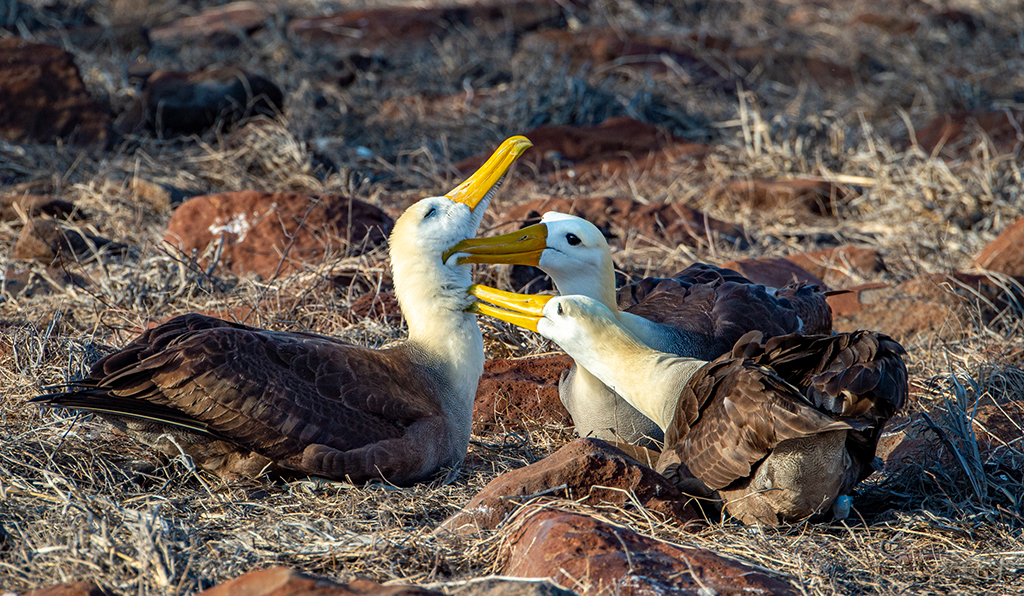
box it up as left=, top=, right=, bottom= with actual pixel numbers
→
left=425, top=207, right=437, bottom=218
left=557, top=303, right=564, bottom=315
left=566, top=233, right=581, bottom=246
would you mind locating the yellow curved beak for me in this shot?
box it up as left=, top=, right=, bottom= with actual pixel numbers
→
left=444, top=135, right=533, bottom=210
left=466, top=284, right=552, bottom=333
left=443, top=223, right=548, bottom=266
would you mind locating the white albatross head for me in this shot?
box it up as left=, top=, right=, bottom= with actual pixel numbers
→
left=446, top=212, right=617, bottom=310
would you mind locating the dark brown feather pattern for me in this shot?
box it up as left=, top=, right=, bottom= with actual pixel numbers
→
left=33, top=314, right=452, bottom=485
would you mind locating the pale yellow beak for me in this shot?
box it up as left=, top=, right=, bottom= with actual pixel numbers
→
left=444, top=136, right=533, bottom=210
left=444, top=223, right=549, bottom=266
left=466, top=284, right=552, bottom=333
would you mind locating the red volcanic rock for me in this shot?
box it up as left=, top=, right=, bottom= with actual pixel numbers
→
left=715, top=178, right=848, bottom=216
left=288, top=2, right=563, bottom=50
left=24, top=582, right=117, bottom=596
left=913, top=110, right=1024, bottom=159
left=974, top=216, right=1024, bottom=277
left=720, top=257, right=826, bottom=289
left=441, top=439, right=698, bottom=534
left=0, top=39, right=108, bottom=146
left=0, top=194, right=79, bottom=222
left=13, top=218, right=124, bottom=264
left=973, top=400, right=1024, bottom=471
left=498, top=196, right=747, bottom=250
left=164, top=191, right=392, bottom=280
left=115, top=69, right=284, bottom=136
left=785, top=245, right=887, bottom=287
left=515, top=29, right=731, bottom=88
left=875, top=414, right=949, bottom=476
left=196, top=566, right=441, bottom=596
left=150, top=2, right=270, bottom=48
left=455, top=117, right=711, bottom=183
left=827, top=280, right=969, bottom=342
left=474, top=355, right=573, bottom=433
left=499, top=509, right=797, bottom=595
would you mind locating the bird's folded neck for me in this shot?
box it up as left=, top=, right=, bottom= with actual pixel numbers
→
left=570, top=327, right=704, bottom=431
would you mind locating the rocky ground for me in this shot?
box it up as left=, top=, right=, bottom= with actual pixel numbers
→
left=1, top=0, right=1023, bottom=594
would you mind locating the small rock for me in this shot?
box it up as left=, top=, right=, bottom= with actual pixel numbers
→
left=499, top=196, right=747, bottom=250
left=498, top=509, right=797, bottom=595
left=913, top=110, right=1024, bottom=159
left=714, top=178, right=848, bottom=216
left=150, top=2, right=271, bottom=48
left=24, top=581, right=117, bottom=596
left=115, top=69, right=284, bottom=136
left=0, top=194, right=78, bottom=222
left=473, top=355, right=574, bottom=433
left=455, top=117, right=711, bottom=184
left=440, top=438, right=698, bottom=534
left=0, top=38, right=109, bottom=146
left=719, top=257, right=826, bottom=289
left=974, top=216, right=1024, bottom=277
left=875, top=414, right=946, bottom=476
left=196, top=566, right=441, bottom=596
left=288, top=2, right=563, bottom=51
left=164, top=191, right=393, bottom=280
left=785, top=245, right=887, bottom=287
left=13, top=219, right=124, bottom=264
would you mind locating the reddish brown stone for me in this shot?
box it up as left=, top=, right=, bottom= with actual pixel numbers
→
left=827, top=281, right=967, bottom=342
left=719, top=257, right=826, bottom=289
left=497, top=196, right=747, bottom=250
left=150, top=2, right=270, bottom=48
left=875, top=414, right=946, bottom=476
left=196, top=566, right=441, bottom=596
left=288, top=2, right=563, bottom=50
left=913, top=110, right=1024, bottom=159
left=473, top=355, right=573, bottom=433
left=13, top=218, right=124, bottom=264
left=972, top=400, right=1023, bottom=450
left=974, top=216, right=1024, bottom=277
left=455, top=117, right=712, bottom=184
left=715, top=178, right=848, bottom=216
left=115, top=69, right=284, bottom=136
left=499, top=509, right=797, bottom=595
left=0, top=38, right=108, bottom=146
left=0, top=194, right=78, bottom=222
left=164, top=191, right=393, bottom=280
left=515, top=29, right=731, bottom=88
left=785, top=245, right=887, bottom=287
left=731, top=47, right=856, bottom=87
left=441, top=439, right=698, bottom=534
left=24, top=581, right=117, bottom=596
left=851, top=12, right=921, bottom=35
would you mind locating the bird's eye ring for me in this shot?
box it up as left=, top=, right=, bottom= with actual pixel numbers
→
left=566, top=233, right=581, bottom=246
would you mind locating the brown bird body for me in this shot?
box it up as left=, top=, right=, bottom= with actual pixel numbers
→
left=657, top=330, right=907, bottom=524
left=466, top=289, right=908, bottom=525
left=32, top=136, right=534, bottom=486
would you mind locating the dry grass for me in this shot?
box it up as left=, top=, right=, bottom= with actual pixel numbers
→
left=3, top=0, right=1024, bottom=594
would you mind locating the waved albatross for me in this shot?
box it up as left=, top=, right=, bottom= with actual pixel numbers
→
left=32, top=136, right=533, bottom=486
left=467, top=287, right=907, bottom=525
left=447, top=212, right=831, bottom=446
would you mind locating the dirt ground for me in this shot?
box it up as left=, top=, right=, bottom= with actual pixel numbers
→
left=1, top=0, right=1023, bottom=594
